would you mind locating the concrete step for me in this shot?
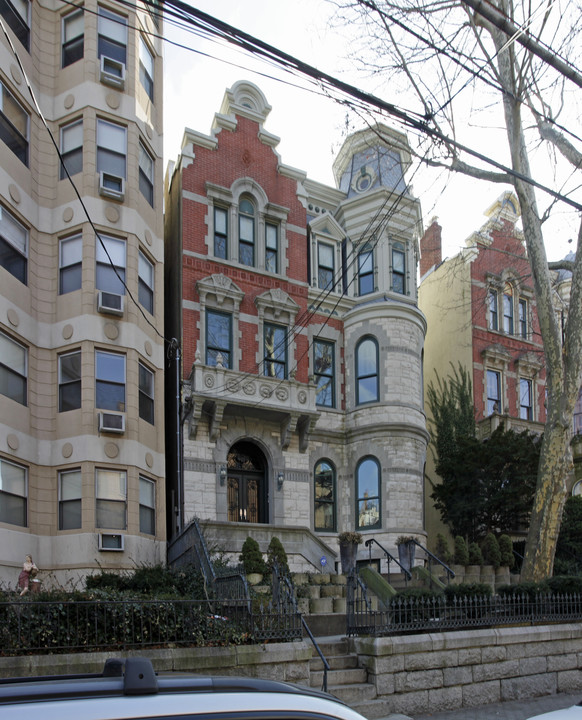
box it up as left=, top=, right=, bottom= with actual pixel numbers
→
left=350, top=697, right=398, bottom=720
left=327, top=681, right=377, bottom=705
left=302, top=613, right=347, bottom=637
left=310, top=666, right=368, bottom=688
left=308, top=635, right=349, bottom=656
left=310, top=653, right=358, bottom=672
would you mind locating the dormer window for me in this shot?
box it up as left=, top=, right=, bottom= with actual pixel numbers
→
left=318, top=242, right=335, bottom=291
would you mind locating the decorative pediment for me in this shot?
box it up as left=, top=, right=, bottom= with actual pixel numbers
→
left=309, top=212, right=345, bottom=242
left=516, top=351, right=544, bottom=375
left=481, top=343, right=512, bottom=368
left=196, top=273, right=244, bottom=308
left=255, top=287, right=300, bottom=321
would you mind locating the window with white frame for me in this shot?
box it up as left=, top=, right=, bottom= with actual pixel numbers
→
left=206, top=309, right=232, bottom=368
left=264, top=323, right=287, bottom=379
left=519, top=298, right=528, bottom=339
left=97, top=6, right=127, bottom=66
left=138, top=141, right=154, bottom=206
left=138, top=250, right=154, bottom=314
left=59, top=234, right=82, bottom=294
left=520, top=378, right=533, bottom=420
left=60, top=119, right=83, bottom=179
left=59, top=350, right=81, bottom=412
left=95, top=350, right=125, bottom=412
left=1, top=0, right=29, bottom=50
left=238, top=197, right=255, bottom=266
left=139, top=362, right=154, bottom=424
left=95, top=468, right=126, bottom=529
left=58, top=468, right=82, bottom=530
left=356, top=456, right=381, bottom=530
left=214, top=206, right=228, bottom=259
left=358, top=244, right=374, bottom=295
left=0, top=80, right=29, bottom=165
left=0, top=331, right=26, bottom=405
left=314, top=460, right=336, bottom=532
left=0, top=203, right=27, bottom=284
left=97, top=119, right=126, bottom=187
left=392, top=241, right=405, bottom=294
left=139, top=476, right=155, bottom=535
left=486, top=369, right=501, bottom=415
left=96, top=234, right=125, bottom=295
left=317, top=242, right=334, bottom=291
left=488, top=289, right=498, bottom=331
left=62, top=8, right=83, bottom=67
left=139, top=36, right=154, bottom=101
left=0, top=457, right=27, bottom=526
left=503, top=285, right=514, bottom=334
left=314, top=339, right=335, bottom=408
left=265, top=222, right=278, bottom=273
left=356, top=336, right=379, bottom=405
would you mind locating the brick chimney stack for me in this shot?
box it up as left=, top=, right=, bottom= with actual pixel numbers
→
left=420, top=218, right=442, bottom=277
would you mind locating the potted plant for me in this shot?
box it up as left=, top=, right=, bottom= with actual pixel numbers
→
left=239, top=536, right=267, bottom=585
left=338, top=531, right=362, bottom=575
left=396, top=536, right=416, bottom=572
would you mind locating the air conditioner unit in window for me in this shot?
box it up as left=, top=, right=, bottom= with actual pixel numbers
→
left=98, top=171, right=125, bottom=201
left=98, top=533, right=124, bottom=551
left=99, top=55, right=126, bottom=89
left=98, top=411, right=125, bottom=434
left=97, top=290, right=124, bottom=316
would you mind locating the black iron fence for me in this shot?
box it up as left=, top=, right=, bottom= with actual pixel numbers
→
left=0, top=597, right=301, bottom=655
left=347, top=583, right=582, bottom=636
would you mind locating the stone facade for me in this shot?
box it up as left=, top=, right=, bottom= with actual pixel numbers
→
left=164, top=81, right=429, bottom=571
left=0, top=0, right=166, bottom=586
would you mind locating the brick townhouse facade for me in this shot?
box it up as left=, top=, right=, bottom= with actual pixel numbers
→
left=165, top=81, right=429, bottom=570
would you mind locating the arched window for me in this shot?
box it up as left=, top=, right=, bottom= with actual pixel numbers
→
left=356, top=336, right=379, bottom=405
left=314, top=460, right=336, bottom=531
left=356, top=456, right=381, bottom=530
left=238, top=197, right=255, bottom=266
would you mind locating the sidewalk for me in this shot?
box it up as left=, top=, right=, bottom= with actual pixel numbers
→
left=409, top=692, right=581, bottom=720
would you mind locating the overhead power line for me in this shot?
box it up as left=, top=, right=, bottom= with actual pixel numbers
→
left=158, top=0, right=582, bottom=213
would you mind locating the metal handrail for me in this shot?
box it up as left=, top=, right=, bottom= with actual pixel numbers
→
left=301, top=618, right=330, bottom=692
left=365, top=538, right=412, bottom=582
left=410, top=538, right=455, bottom=585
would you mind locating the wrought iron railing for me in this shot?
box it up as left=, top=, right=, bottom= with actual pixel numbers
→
left=168, top=517, right=249, bottom=604
left=365, top=538, right=411, bottom=583
left=410, top=538, right=455, bottom=586
left=346, top=591, right=582, bottom=636
left=0, top=598, right=265, bottom=655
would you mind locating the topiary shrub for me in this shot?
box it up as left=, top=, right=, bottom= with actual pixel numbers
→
left=267, top=536, right=290, bottom=576
left=481, top=533, right=501, bottom=568
left=498, top=534, right=515, bottom=569
left=239, top=536, right=267, bottom=576
left=435, top=533, right=452, bottom=564
left=468, top=542, right=484, bottom=565
left=454, top=536, right=469, bottom=565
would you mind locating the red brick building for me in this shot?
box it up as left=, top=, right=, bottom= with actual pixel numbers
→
left=165, top=81, right=428, bottom=570
left=419, top=192, right=546, bottom=543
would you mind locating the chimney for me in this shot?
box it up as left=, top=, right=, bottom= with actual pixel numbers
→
left=420, top=218, right=442, bottom=277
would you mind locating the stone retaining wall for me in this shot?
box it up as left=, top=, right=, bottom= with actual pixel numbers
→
left=352, top=623, right=582, bottom=716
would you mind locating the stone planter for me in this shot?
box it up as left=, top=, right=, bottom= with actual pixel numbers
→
left=451, top=564, right=465, bottom=583
left=495, top=566, right=510, bottom=588
left=481, top=565, right=495, bottom=590
left=464, top=564, right=481, bottom=583
left=397, top=541, right=416, bottom=572
left=339, top=543, right=359, bottom=575
left=246, top=573, right=263, bottom=586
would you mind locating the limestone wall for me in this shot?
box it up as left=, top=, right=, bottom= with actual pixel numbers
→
left=352, top=623, right=582, bottom=716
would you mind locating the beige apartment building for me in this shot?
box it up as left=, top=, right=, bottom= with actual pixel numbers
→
left=0, top=0, right=165, bottom=587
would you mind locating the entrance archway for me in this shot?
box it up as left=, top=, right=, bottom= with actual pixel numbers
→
left=226, top=441, right=268, bottom=523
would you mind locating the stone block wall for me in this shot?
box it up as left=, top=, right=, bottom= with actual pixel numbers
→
left=352, top=623, right=582, bottom=717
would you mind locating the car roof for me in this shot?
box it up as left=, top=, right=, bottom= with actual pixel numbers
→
left=0, top=657, right=366, bottom=720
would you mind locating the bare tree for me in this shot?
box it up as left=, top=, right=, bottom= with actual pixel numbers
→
left=332, top=0, right=582, bottom=580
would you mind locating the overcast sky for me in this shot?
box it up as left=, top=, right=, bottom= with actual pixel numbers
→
left=162, top=0, right=577, bottom=263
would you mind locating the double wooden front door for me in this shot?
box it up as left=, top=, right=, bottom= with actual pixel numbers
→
left=226, top=442, right=267, bottom=523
